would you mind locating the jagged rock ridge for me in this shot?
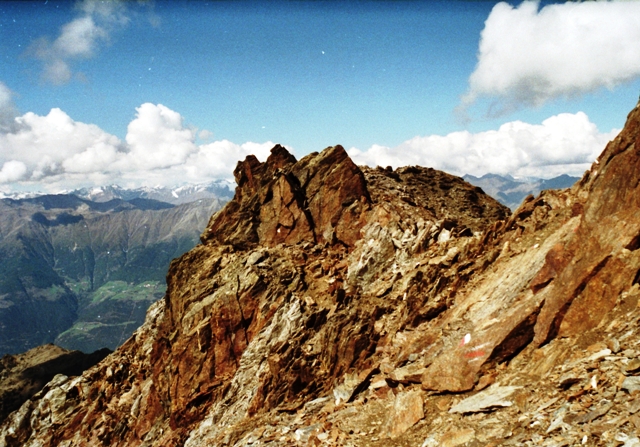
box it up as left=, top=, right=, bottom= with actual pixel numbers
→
left=2, top=97, right=640, bottom=447
left=0, top=344, right=110, bottom=423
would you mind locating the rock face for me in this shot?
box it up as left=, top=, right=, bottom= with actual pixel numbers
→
left=3, top=97, right=640, bottom=447
left=202, top=144, right=371, bottom=249
left=0, top=344, right=110, bottom=423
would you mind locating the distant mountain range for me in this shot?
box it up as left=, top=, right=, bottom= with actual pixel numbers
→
left=462, top=173, right=580, bottom=210
left=70, top=181, right=235, bottom=205
left=1, top=175, right=576, bottom=212
left=0, top=188, right=230, bottom=355
left=0, top=181, right=235, bottom=205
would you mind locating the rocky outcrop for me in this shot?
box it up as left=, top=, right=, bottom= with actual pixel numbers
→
left=0, top=344, right=110, bottom=423
left=3, top=96, right=640, bottom=447
left=0, top=144, right=508, bottom=446
left=202, top=144, right=371, bottom=248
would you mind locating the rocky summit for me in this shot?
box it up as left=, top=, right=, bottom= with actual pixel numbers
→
left=2, top=100, right=640, bottom=446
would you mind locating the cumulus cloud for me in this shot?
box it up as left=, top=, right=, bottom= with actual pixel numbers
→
left=198, top=129, right=213, bottom=141
left=1, top=108, right=124, bottom=178
left=0, top=161, right=28, bottom=184
left=28, top=0, right=129, bottom=84
left=123, top=103, right=198, bottom=170
left=463, top=1, right=640, bottom=113
left=0, top=103, right=277, bottom=190
left=183, top=140, right=274, bottom=180
left=0, top=99, right=618, bottom=191
left=349, top=112, right=618, bottom=179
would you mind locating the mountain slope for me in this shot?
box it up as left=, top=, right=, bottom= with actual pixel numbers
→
left=2, top=97, right=640, bottom=446
left=0, top=144, right=508, bottom=446
left=0, top=195, right=226, bottom=355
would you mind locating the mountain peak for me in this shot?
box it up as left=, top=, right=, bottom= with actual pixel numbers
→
left=4, top=98, right=640, bottom=445
left=203, top=145, right=371, bottom=249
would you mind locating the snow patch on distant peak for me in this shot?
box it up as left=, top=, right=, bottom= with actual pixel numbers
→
left=67, top=181, right=234, bottom=205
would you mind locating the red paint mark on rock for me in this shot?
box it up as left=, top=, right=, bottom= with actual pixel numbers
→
left=464, top=350, right=486, bottom=359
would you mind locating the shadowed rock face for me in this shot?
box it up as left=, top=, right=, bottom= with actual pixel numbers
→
left=4, top=107, right=640, bottom=447
left=0, top=344, right=110, bottom=423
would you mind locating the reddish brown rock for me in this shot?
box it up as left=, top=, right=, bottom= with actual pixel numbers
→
left=202, top=144, right=371, bottom=249
left=291, top=145, right=371, bottom=246
left=202, top=145, right=298, bottom=248
left=16, top=115, right=640, bottom=447
left=0, top=344, right=110, bottom=423
left=534, top=101, right=640, bottom=345
left=385, top=389, right=425, bottom=438
left=416, top=102, right=640, bottom=396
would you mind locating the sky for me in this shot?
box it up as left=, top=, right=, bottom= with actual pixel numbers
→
left=1, top=0, right=640, bottom=193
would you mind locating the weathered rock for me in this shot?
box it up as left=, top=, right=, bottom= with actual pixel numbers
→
left=533, top=102, right=640, bottom=345
left=333, top=370, right=374, bottom=405
left=202, top=144, right=370, bottom=249
left=621, top=436, right=640, bottom=447
left=388, top=363, right=427, bottom=385
left=622, top=376, right=640, bottom=393
left=566, top=400, right=613, bottom=424
left=0, top=344, right=110, bottom=423
left=448, top=385, right=520, bottom=414
left=626, top=359, right=640, bottom=374
left=5, top=99, right=640, bottom=447
left=385, top=389, right=424, bottom=438
left=438, top=427, right=476, bottom=447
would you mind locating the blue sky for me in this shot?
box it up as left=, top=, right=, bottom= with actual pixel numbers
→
left=1, top=0, right=640, bottom=192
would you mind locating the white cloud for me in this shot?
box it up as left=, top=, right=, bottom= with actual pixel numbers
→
left=0, top=103, right=278, bottom=190
left=182, top=140, right=275, bottom=180
left=0, top=82, right=18, bottom=133
left=0, top=161, right=28, bottom=183
left=62, top=143, right=122, bottom=174
left=28, top=0, right=129, bottom=84
left=464, top=1, right=640, bottom=112
left=0, top=100, right=617, bottom=190
left=349, top=112, right=618, bottom=179
left=1, top=108, right=123, bottom=172
left=0, top=100, right=617, bottom=191
left=198, top=129, right=213, bottom=141
left=54, top=16, right=107, bottom=58
left=123, top=103, right=198, bottom=170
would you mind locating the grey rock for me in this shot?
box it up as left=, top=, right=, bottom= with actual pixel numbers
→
left=449, top=385, right=521, bottom=414
left=622, top=376, right=640, bottom=393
